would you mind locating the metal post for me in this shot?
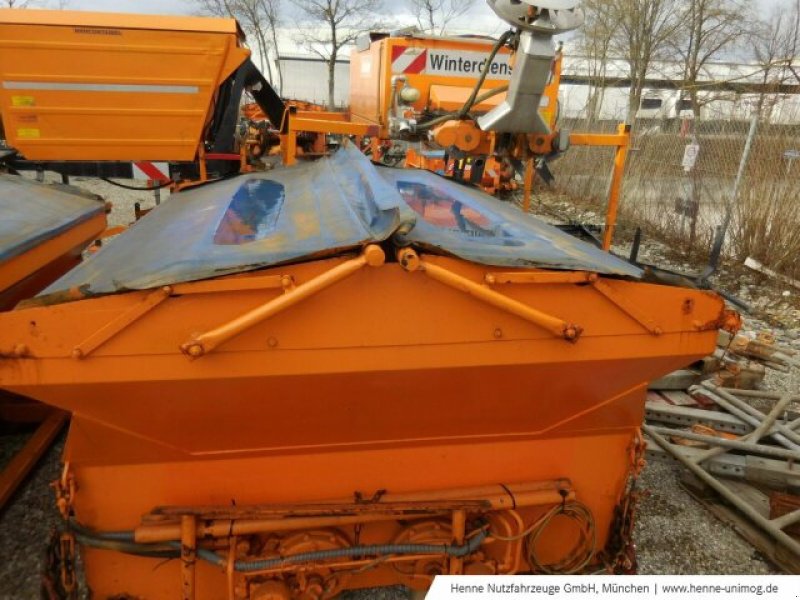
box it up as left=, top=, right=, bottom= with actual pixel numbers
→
left=687, top=392, right=793, bottom=464
left=449, top=509, right=466, bottom=575
left=697, top=382, right=800, bottom=449
left=648, top=425, right=800, bottom=461
left=644, top=424, right=800, bottom=558
left=719, top=116, right=758, bottom=241
left=181, top=515, right=196, bottom=600
left=522, top=156, right=534, bottom=213
left=726, top=388, right=800, bottom=403
left=601, top=124, right=631, bottom=251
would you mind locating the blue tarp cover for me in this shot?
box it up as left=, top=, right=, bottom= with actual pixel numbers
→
left=42, top=143, right=641, bottom=298
left=0, top=175, right=104, bottom=262
left=380, top=167, right=641, bottom=276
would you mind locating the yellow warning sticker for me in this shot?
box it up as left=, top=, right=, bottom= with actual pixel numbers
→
left=17, top=128, right=40, bottom=138
left=11, top=95, right=35, bottom=107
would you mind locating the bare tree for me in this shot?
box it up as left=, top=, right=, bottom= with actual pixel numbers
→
left=671, top=0, right=750, bottom=117
left=3, top=0, right=69, bottom=6
left=580, top=0, right=616, bottom=122
left=295, top=0, right=383, bottom=110
left=409, top=0, right=475, bottom=35
left=237, top=0, right=283, bottom=92
left=196, top=0, right=283, bottom=93
left=260, top=0, right=283, bottom=94
left=752, top=0, right=800, bottom=119
left=592, top=0, right=686, bottom=123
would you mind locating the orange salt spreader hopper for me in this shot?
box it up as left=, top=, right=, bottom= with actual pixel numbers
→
left=0, top=144, right=738, bottom=599
left=0, top=175, right=106, bottom=311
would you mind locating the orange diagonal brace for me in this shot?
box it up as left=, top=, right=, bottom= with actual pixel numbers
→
left=180, top=245, right=386, bottom=358
left=592, top=279, right=662, bottom=335
left=398, top=249, right=581, bottom=342
left=73, top=286, right=172, bottom=359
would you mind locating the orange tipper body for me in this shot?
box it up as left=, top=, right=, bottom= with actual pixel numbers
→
left=0, top=146, right=728, bottom=599
left=0, top=174, right=106, bottom=311
left=0, top=9, right=249, bottom=162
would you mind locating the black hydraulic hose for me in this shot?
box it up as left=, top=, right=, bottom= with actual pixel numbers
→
left=101, top=177, right=174, bottom=191
left=74, top=534, right=179, bottom=558
left=456, top=29, right=514, bottom=119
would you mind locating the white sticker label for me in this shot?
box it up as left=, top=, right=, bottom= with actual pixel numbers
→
left=391, top=46, right=512, bottom=79
left=682, top=143, right=700, bottom=171
left=427, top=50, right=511, bottom=79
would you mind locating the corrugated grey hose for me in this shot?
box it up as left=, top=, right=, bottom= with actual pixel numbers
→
left=196, top=529, right=488, bottom=572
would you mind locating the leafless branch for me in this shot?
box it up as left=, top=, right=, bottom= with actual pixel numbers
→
left=409, top=0, right=475, bottom=35
left=294, top=0, right=385, bottom=109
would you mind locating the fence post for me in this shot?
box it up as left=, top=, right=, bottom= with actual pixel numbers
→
left=719, top=116, right=758, bottom=244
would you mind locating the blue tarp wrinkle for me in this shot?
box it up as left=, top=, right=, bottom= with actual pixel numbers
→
left=41, top=142, right=641, bottom=298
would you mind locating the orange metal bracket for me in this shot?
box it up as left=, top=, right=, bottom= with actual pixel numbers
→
left=281, top=106, right=380, bottom=167
left=171, top=274, right=292, bottom=295
left=180, top=245, right=386, bottom=358
left=569, top=124, right=631, bottom=251
left=568, top=133, right=630, bottom=147
left=72, top=286, right=172, bottom=359
left=181, top=515, right=196, bottom=600
left=398, top=249, right=582, bottom=342
left=485, top=271, right=597, bottom=285
left=135, top=480, right=574, bottom=543
left=591, top=279, right=662, bottom=336
left=522, top=155, right=535, bottom=213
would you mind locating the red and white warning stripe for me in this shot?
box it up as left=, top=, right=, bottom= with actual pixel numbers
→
left=132, top=161, right=170, bottom=183
left=391, top=46, right=428, bottom=75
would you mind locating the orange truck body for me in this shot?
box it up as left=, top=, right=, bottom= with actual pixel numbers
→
left=0, top=9, right=249, bottom=162
left=0, top=177, right=106, bottom=311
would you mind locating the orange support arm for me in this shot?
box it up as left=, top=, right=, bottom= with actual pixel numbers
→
left=569, top=124, right=631, bottom=251
left=180, top=245, right=386, bottom=357
left=398, top=249, right=582, bottom=342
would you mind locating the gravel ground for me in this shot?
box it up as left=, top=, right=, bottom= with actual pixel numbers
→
left=0, top=435, right=64, bottom=599
left=0, top=175, right=796, bottom=597
left=634, top=462, right=774, bottom=575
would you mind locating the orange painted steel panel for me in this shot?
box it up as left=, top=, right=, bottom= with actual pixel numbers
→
left=349, top=36, right=515, bottom=137
left=0, top=9, right=249, bottom=161
left=429, top=84, right=505, bottom=112
left=0, top=254, right=725, bottom=596
left=0, top=211, right=106, bottom=310
left=0, top=8, right=239, bottom=33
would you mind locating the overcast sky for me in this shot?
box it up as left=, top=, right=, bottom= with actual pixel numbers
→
left=64, top=0, right=789, bottom=16
left=52, top=0, right=791, bottom=36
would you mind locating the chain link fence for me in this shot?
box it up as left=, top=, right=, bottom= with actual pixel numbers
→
left=551, top=114, right=800, bottom=280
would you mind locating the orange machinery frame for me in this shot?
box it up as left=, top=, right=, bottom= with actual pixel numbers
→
left=278, top=34, right=631, bottom=252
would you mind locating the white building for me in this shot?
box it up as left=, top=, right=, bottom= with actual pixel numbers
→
left=260, top=29, right=800, bottom=123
